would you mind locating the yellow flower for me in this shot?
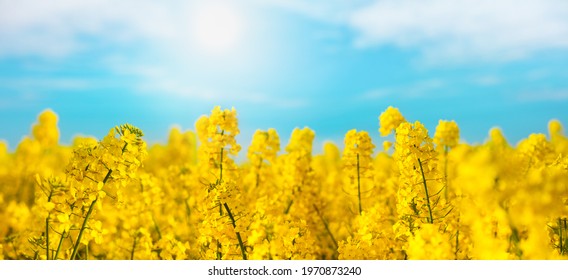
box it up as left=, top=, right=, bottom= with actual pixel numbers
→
left=407, top=224, right=453, bottom=259
left=379, top=106, right=406, bottom=136
left=32, top=109, right=59, bottom=147
left=342, top=129, right=375, bottom=214
left=434, top=120, right=460, bottom=148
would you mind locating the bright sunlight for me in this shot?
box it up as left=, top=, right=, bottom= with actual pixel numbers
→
left=191, top=2, right=244, bottom=55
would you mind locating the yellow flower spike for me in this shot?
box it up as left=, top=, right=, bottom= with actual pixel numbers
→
left=488, top=127, right=510, bottom=147
left=548, top=119, right=563, bottom=137
left=32, top=109, right=60, bottom=147
left=434, top=120, right=460, bottom=149
left=248, top=129, right=280, bottom=165
left=60, top=123, right=148, bottom=260
left=245, top=128, right=281, bottom=193
left=517, top=133, right=553, bottom=168
left=343, top=129, right=375, bottom=215
left=393, top=120, right=446, bottom=239
left=196, top=107, right=247, bottom=260
left=379, top=106, right=407, bottom=136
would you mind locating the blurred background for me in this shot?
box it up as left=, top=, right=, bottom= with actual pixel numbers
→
left=1, top=0, right=567, bottom=152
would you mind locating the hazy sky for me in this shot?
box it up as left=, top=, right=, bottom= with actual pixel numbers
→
left=1, top=0, right=568, bottom=152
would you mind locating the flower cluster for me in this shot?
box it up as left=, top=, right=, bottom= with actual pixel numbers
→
left=379, top=106, right=406, bottom=136
left=342, top=129, right=375, bottom=215
left=1, top=107, right=567, bottom=260
left=434, top=120, right=460, bottom=149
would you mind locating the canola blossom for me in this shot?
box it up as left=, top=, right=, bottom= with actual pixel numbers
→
left=0, top=106, right=567, bottom=260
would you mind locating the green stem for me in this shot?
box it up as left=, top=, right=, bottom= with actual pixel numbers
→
left=455, top=230, right=460, bottom=260
left=184, top=199, right=191, bottom=221
left=70, top=198, right=97, bottom=260
left=510, top=227, right=522, bottom=258
left=69, top=166, right=113, bottom=260
left=255, top=160, right=262, bottom=189
left=130, top=235, right=137, bottom=260
left=152, top=214, right=162, bottom=239
left=560, top=218, right=564, bottom=255
left=45, top=189, right=54, bottom=260
left=418, top=158, right=434, bottom=224
left=45, top=215, right=50, bottom=260
left=564, top=218, right=567, bottom=254
left=219, top=147, right=223, bottom=183
left=284, top=199, right=294, bottom=214
left=216, top=241, right=222, bottom=260
left=102, top=169, right=113, bottom=185
left=9, top=239, right=19, bottom=259
left=563, top=218, right=568, bottom=254
left=223, top=202, right=247, bottom=260
left=313, top=204, right=338, bottom=249
left=357, top=153, right=362, bottom=215
left=53, top=230, right=66, bottom=260
left=444, top=146, right=449, bottom=200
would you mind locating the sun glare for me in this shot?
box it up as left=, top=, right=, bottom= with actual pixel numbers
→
left=192, top=3, right=244, bottom=55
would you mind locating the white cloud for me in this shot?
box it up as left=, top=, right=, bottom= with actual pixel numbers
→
left=0, top=91, right=38, bottom=109
left=254, top=0, right=568, bottom=64
left=0, top=78, right=91, bottom=91
left=471, top=75, right=501, bottom=87
left=4, top=0, right=565, bottom=65
left=106, top=60, right=308, bottom=108
left=348, top=0, right=568, bottom=63
left=0, top=0, right=303, bottom=106
left=259, top=0, right=372, bottom=23
left=137, top=77, right=308, bottom=108
left=0, top=0, right=192, bottom=57
left=361, top=78, right=446, bottom=99
left=518, top=90, right=568, bottom=102
left=525, top=69, right=551, bottom=81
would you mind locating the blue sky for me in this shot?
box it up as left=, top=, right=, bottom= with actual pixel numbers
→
left=1, top=0, right=568, bottom=153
